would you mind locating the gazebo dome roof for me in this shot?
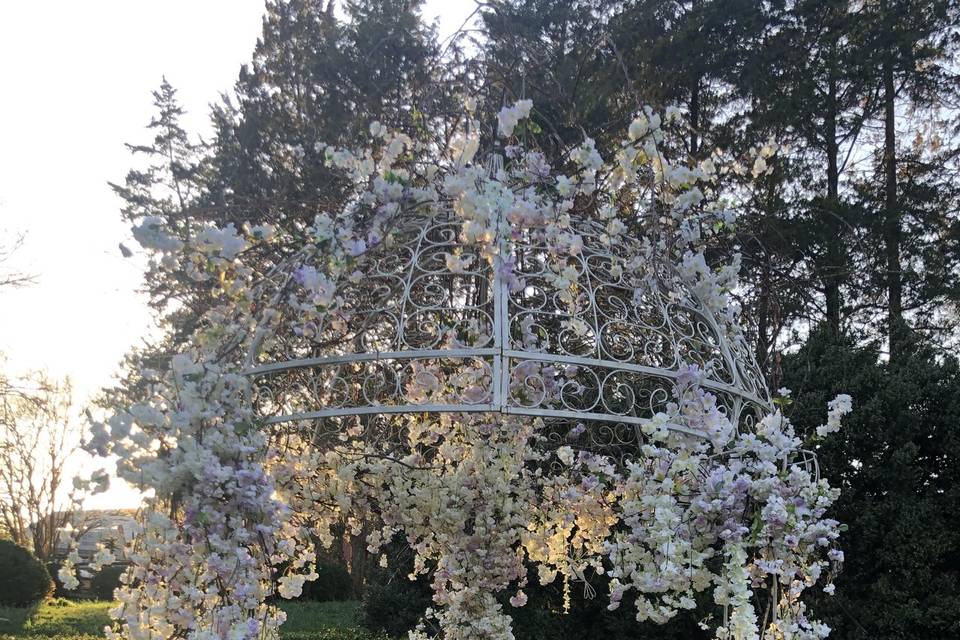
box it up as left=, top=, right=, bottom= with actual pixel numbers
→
left=244, top=208, right=770, bottom=448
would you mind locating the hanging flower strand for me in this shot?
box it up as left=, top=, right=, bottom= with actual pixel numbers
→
left=87, top=100, right=851, bottom=640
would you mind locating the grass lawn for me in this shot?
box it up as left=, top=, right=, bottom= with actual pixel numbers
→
left=0, top=600, right=111, bottom=638
left=0, top=599, right=382, bottom=640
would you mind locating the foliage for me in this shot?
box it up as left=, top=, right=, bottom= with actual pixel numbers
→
left=781, top=329, right=960, bottom=639
left=275, top=601, right=363, bottom=634
left=481, top=0, right=960, bottom=361
left=0, top=541, right=53, bottom=607
left=99, top=0, right=465, bottom=415
left=362, top=557, right=711, bottom=640
left=298, top=562, right=353, bottom=603
left=360, top=582, right=431, bottom=639
left=88, top=566, right=126, bottom=603
left=360, top=545, right=433, bottom=638
left=278, top=633, right=385, bottom=640
left=0, top=600, right=112, bottom=637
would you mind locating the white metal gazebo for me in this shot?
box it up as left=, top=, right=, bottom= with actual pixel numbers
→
left=242, top=206, right=770, bottom=457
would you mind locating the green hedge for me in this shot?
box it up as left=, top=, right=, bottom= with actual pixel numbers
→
left=299, top=562, right=353, bottom=602
left=0, top=541, right=53, bottom=607
left=281, top=632, right=388, bottom=640
left=88, top=566, right=126, bottom=602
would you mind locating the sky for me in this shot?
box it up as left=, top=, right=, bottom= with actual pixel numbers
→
left=0, top=0, right=477, bottom=510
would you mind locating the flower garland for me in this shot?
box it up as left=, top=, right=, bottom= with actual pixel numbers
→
left=78, top=99, right=851, bottom=640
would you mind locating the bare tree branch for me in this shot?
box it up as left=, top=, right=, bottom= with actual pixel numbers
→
left=0, top=370, right=79, bottom=560
left=0, top=232, right=37, bottom=290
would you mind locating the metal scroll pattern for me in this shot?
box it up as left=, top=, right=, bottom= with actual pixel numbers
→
left=503, top=218, right=769, bottom=426
left=248, top=213, right=772, bottom=447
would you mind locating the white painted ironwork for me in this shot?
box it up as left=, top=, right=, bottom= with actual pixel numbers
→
left=243, top=209, right=771, bottom=452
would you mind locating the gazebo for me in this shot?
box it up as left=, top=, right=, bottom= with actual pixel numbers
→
left=243, top=209, right=771, bottom=457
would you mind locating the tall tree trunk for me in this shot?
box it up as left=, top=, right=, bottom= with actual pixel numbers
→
left=823, top=46, right=843, bottom=337
left=690, top=76, right=700, bottom=155
left=690, top=0, right=700, bottom=155
left=882, top=39, right=903, bottom=360
left=756, top=249, right=771, bottom=376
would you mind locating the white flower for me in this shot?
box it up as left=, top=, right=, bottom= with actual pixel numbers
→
left=450, top=127, right=480, bottom=166
left=278, top=574, right=306, bottom=599
left=90, top=546, right=117, bottom=572
left=498, top=99, right=534, bottom=137
left=248, top=223, right=276, bottom=241
left=195, top=224, right=247, bottom=259
left=58, top=565, right=80, bottom=590
left=313, top=213, right=334, bottom=241
left=751, top=155, right=768, bottom=178
left=628, top=113, right=649, bottom=141
left=445, top=253, right=474, bottom=274
left=606, top=218, right=625, bottom=236
left=817, top=393, right=852, bottom=437
left=131, top=216, right=183, bottom=253
left=571, top=138, right=603, bottom=171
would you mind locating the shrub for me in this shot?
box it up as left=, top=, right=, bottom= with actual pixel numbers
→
left=46, top=562, right=76, bottom=599
left=360, top=579, right=433, bottom=638
left=90, top=563, right=127, bottom=601
left=506, top=572, right=709, bottom=640
left=300, top=561, right=354, bottom=602
left=781, top=330, right=960, bottom=639
left=281, top=631, right=388, bottom=640
left=359, top=542, right=432, bottom=638
left=0, top=539, right=54, bottom=607
left=360, top=548, right=708, bottom=640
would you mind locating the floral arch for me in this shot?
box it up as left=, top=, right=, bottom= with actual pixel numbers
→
left=84, top=100, right=850, bottom=640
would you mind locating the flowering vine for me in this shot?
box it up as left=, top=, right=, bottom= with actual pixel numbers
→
left=83, top=98, right=851, bottom=640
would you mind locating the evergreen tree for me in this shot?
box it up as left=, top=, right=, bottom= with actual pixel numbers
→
left=857, top=0, right=960, bottom=357
left=782, top=329, right=960, bottom=639
left=739, top=1, right=875, bottom=344
left=110, top=77, right=205, bottom=318
left=202, top=0, right=455, bottom=230
left=102, top=0, right=458, bottom=411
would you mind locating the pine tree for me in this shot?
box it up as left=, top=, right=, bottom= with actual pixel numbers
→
left=201, top=0, right=454, bottom=230
left=102, top=1, right=456, bottom=413
left=109, top=77, right=206, bottom=322
left=782, top=330, right=960, bottom=638
left=111, top=77, right=202, bottom=239
left=858, top=0, right=959, bottom=357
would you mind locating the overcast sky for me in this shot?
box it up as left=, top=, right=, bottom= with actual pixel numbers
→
left=0, top=0, right=476, bottom=509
